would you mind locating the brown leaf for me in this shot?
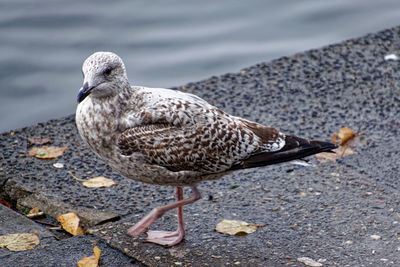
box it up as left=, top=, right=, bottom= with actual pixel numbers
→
left=28, top=136, right=51, bottom=145
left=215, top=219, right=263, bottom=236
left=0, top=232, right=40, bottom=251
left=57, top=212, right=84, bottom=236
left=317, top=126, right=360, bottom=163
left=28, top=146, right=68, bottom=159
left=77, top=246, right=101, bottom=267
left=0, top=199, right=11, bottom=208
left=331, top=127, right=356, bottom=145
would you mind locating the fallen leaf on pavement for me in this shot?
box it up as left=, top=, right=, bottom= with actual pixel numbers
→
left=315, top=146, right=357, bottom=163
left=82, top=177, right=116, bottom=188
left=28, top=146, right=68, bottom=159
left=0, top=232, right=40, bottom=251
left=0, top=198, right=11, bottom=208
left=215, top=219, right=265, bottom=236
left=77, top=245, right=101, bottom=267
left=316, top=126, right=361, bottom=163
left=57, top=212, right=84, bottom=235
left=297, top=257, right=323, bottom=267
left=69, top=172, right=116, bottom=188
left=28, top=136, right=51, bottom=146
left=26, top=207, right=44, bottom=219
left=331, top=126, right=355, bottom=145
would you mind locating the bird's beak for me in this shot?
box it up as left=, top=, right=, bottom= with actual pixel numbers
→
left=77, top=82, right=94, bottom=103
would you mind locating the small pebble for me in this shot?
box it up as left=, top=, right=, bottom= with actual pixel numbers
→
left=154, top=256, right=161, bottom=260
left=53, top=162, right=64, bottom=168
left=384, top=54, right=399, bottom=61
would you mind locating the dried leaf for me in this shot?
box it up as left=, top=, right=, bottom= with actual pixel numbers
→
left=337, top=127, right=355, bottom=145
left=297, top=257, right=323, bottom=267
left=331, top=133, right=341, bottom=145
left=315, top=144, right=357, bottom=163
left=82, top=177, right=116, bottom=188
left=28, top=146, right=68, bottom=159
left=215, top=219, right=263, bottom=236
left=28, top=136, right=51, bottom=145
left=316, top=127, right=359, bottom=163
left=0, top=232, right=40, bottom=251
left=69, top=172, right=116, bottom=188
left=0, top=199, right=11, bottom=208
left=26, top=207, right=44, bottom=219
left=57, top=212, right=84, bottom=235
left=28, top=207, right=41, bottom=214
left=77, top=246, right=101, bottom=267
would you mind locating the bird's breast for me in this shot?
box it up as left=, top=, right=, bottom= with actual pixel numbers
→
left=76, top=99, right=120, bottom=157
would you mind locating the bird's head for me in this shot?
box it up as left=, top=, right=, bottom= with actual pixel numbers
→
left=77, top=51, right=129, bottom=103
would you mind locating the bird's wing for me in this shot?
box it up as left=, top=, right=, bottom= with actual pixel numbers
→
left=116, top=98, right=282, bottom=173
left=117, top=89, right=307, bottom=173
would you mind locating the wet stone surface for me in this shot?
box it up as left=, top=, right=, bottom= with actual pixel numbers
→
left=1, top=26, right=400, bottom=266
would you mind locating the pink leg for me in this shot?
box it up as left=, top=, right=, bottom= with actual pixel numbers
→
left=127, top=186, right=201, bottom=246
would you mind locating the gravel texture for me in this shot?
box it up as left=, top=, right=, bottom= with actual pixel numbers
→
left=1, top=26, right=400, bottom=266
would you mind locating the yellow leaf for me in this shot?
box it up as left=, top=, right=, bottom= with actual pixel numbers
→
left=93, top=246, right=101, bottom=260
left=28, top=207, right=40, bottom=214
left=331, top=127, right=356, bottom=145
left=69, top=172, right=116, bottom=188
left=215, top=219, right=262, bottom=236
left=82, top=177, right=116, bottom=188
left=26, top=207, right=44, bottom=219
left=77, top=245, right=101, bottom=267
left=317, top=126, right=360, bottom=163
left=337, top=127, right=355, bottom=145
left=57, top=212, right=84, bottom=236
left=28, top=146, right=68, bottom=159
left=0, top=232, right=40, bottom=251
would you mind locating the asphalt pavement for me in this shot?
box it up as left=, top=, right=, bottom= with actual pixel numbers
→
left=1, top=26, right=400, bottom=266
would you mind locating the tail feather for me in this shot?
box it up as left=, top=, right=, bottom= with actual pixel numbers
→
left=231, top=135, right=337, bottom=170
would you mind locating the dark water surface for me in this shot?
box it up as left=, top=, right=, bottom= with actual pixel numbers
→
left=1, top=0, right=400, bottom=133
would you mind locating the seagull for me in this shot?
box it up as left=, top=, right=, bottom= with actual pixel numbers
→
left=75, top=51, right=337, bottom=246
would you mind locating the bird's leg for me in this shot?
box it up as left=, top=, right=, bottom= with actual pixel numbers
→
left=127, top=186, right=201, bottom=246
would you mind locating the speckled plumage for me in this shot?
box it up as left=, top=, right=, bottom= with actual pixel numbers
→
left=75, top=52, right=290, bottom=186
left=75, top=51, right=336, bottom=246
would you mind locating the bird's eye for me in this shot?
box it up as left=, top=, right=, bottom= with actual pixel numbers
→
left=103, top=66, right=113, bottom=76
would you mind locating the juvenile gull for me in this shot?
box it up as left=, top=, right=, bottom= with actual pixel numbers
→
left=75, top=51, right=336, bottom=246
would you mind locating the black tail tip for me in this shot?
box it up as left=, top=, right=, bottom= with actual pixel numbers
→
left=310, top=140, right=338, bottom=152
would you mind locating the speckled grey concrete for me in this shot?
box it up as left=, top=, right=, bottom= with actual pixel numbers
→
left=1, top=26, right=400, bottom=266
left=0, top=205, right=138, bottom=267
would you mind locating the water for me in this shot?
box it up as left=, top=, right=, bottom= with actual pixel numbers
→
left=1, top=0, right=400, bottom=133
